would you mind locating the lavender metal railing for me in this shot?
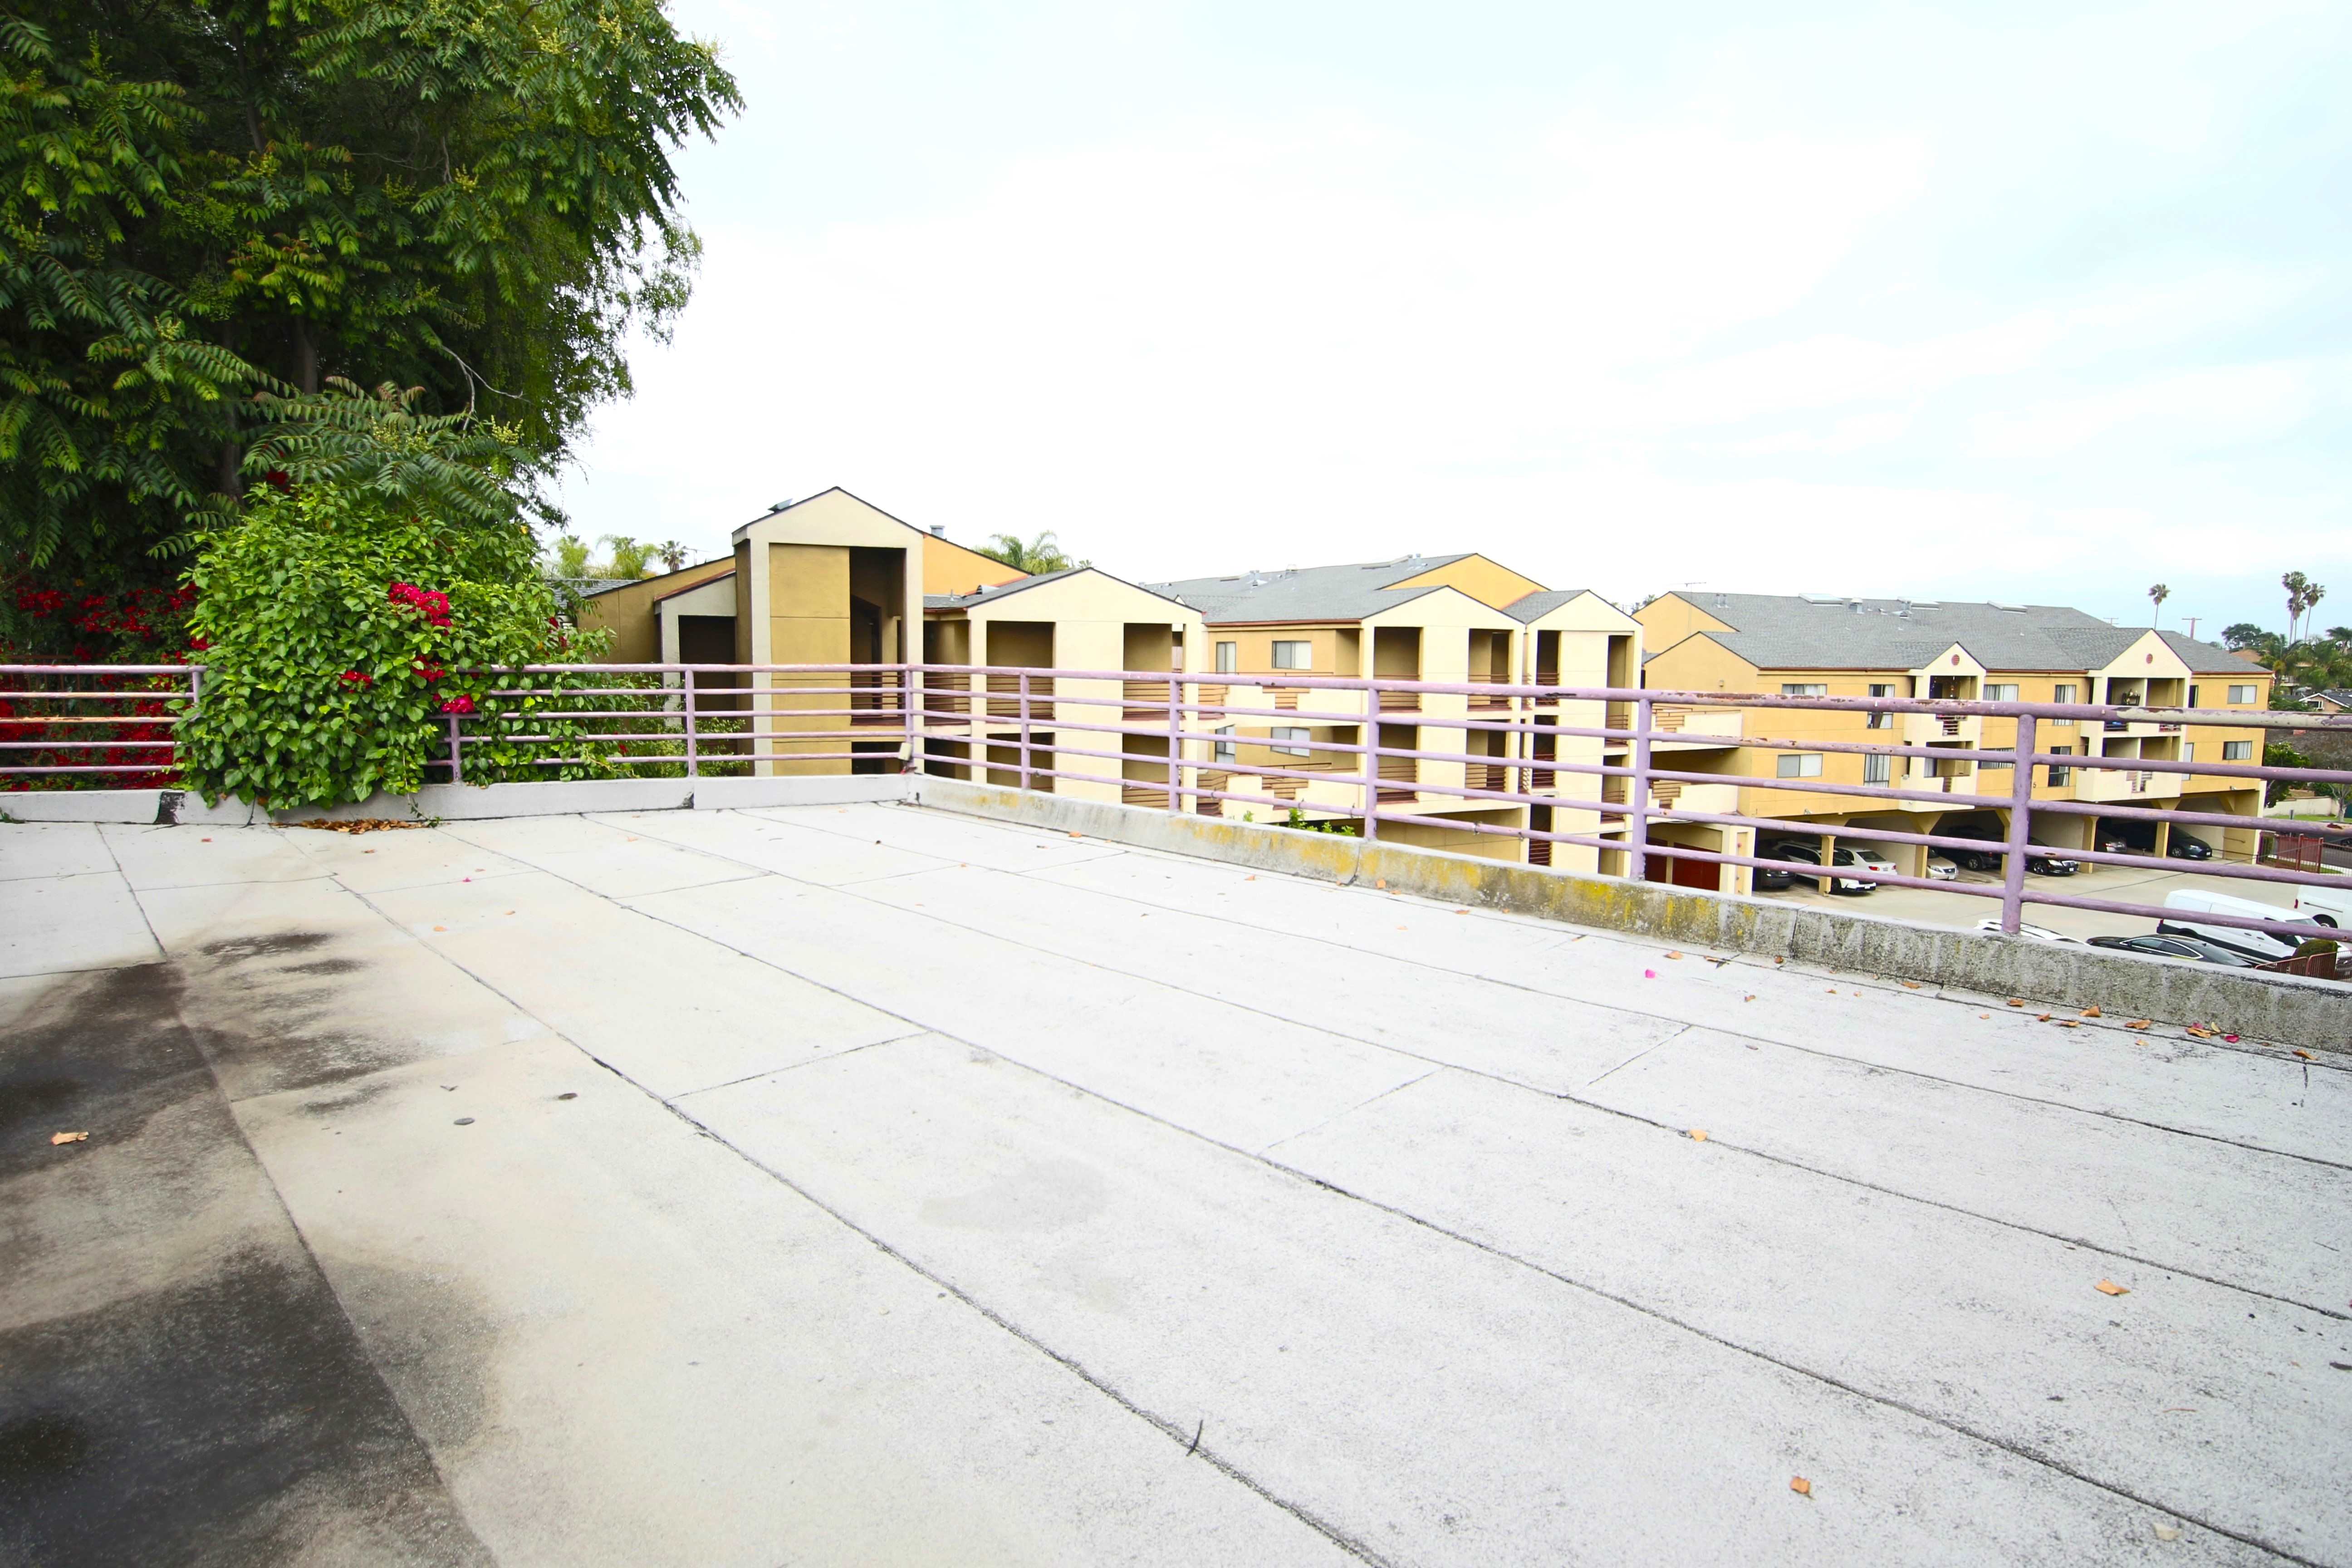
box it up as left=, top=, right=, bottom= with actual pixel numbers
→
left=7, top=660, right=2349, bottom=963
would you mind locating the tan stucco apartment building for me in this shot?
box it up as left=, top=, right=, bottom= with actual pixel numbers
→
left=1145, top=555, right=1641, bottom=872
left=578, top=499, right=1644, bottom=868
left=1637, top=592, right=2274, bottom=891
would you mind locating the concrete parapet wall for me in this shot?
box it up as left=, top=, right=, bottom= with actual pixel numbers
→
left=911, top=775, right=2347, bottom=1051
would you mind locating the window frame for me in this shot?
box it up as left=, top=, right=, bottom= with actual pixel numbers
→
left=1775, top=752, right=1823, bottom=779
left=1212, top=725, right=1236, bottom=764
left=1780, top=682, right=1828, bottom=697
left=1862, top=753, right=1891, bottom=784
left=2222, top=740, right=2252, bottom=761
left=2228, top=684, right=2257, bottom=705
left=1270, top=640, right=1313, bottom=671
left=1269, top=725, right=1312, bottom=758
left=1215, top=641, right=1238, bottom=675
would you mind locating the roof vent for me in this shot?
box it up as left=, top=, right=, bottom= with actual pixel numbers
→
left=1991, top=602, right=2026, bottom=612
left=1911, top=599, right=1940, bottom=608
left=1247, top=571, right=1264, bottom=587
left=929, top=524, right=945, bottom=537
left=768, top=498, right=793, bottom=513
left=1799, top=593, right=1844, bottom=605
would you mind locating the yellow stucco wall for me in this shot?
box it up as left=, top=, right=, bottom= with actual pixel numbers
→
left=1634, top=593, right=1735, bottom=651
left=923, top=534, right=1027, bottom=597
left=1386, top=554, right=1546, bottom=609
left=578, top=558, right=738, bottom=665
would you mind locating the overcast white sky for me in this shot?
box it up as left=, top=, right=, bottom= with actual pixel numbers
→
left=558, top=0, right=2352, bottom=639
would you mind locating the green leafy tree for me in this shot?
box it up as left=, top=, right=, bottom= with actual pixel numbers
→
left=0, top=0, right=740, bottom=583
left=549, top=534, right=592, bottom=577
left=977, top=530, right=1081, bottom=573
left=176, top=483, right=608, bottom=806
left=601, top=534, right=655, bottom=578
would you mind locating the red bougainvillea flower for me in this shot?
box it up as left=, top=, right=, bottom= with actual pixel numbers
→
left=339, top=670, right=373, bottom=686
left=388, top=582, right=453, bottom=627
left=413, top=663, right=446, bottom=681
left=439, top=695, right=476, bottom=715
left=263, top=469, right=292, bottom=493
left=188, top=636, right=211, bottom=652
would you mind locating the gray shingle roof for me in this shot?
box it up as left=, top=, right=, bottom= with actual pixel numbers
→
left=1649, top=593, right=2254, bottom=675
left=1143, top=555, right=1471, bottom=623
left=1500, top=589, right=1592, bottom=623
left=924, top=566, right=1089, bottom=611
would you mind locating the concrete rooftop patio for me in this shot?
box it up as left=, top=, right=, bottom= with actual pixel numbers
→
left=4, top=800, right=2349, bottom=1566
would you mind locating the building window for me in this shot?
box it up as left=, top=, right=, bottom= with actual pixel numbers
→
left=1271, top=726, right=1311, bottom=757
left=1781, top=682, right=1828, bottom=697
left=2187, top=685, right=2200, bottom=708
left=2181, top=742, right=2194, bottom=763
left=1213, top=725, right=1235, bottom=764
left=1215, top=641, right=1238, bottom=674
left=1867, top=683, right=1893, bottom=728
left=1271, top=641, right=1312, bottom=671
left=1985, top=683, right=2018, bottom=702
left=2228, top=684, right=2257, bottom=705
left=2222, top=740, right=2252, bottom=761
left=2048, top=745, right=2072, bottom=786
left=2053, top=684, right=2076, bottom=703
left=1980, top=757, right=2012, bottom=771
left=1863, top=754, right=1891, bottom=784
left=1775, top=753, right=1823, bottom=778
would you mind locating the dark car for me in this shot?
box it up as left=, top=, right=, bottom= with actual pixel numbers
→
left=1749, top=853, right=1795, bottom=891
left=2087, top=933, right=2257, bottom=966
left=1942, top=819, right=2079, bottom=875
left=2096, top=826, right=2214, bottom=861
left=1759, top=840, right=1875, bottom=894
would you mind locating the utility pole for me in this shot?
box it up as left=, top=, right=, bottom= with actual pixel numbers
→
left=2184, top=616, right=2200, bottom=641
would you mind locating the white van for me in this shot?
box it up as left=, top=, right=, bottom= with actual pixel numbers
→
left=2156, top=889, right=2301, bottom=962
left=2292, top=881, right=2351, bottom=929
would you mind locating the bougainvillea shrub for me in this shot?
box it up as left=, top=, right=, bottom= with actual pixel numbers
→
left=176, top=486, right=608, bottom=807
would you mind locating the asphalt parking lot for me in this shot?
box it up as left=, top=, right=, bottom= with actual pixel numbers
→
left=1754, top=861, right=2316, bottom=942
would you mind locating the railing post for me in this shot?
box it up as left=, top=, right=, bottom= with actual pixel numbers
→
left=446, top=714, right=464, bottom=784
left=1019, top=672, right=1032, bottom=792
left=1997, top=711, right=2038, bottom=935
left=1166, top=657, right=1182, bottom=812
left=902, top=663, right=919, bottom=774
left=1361, top=678, right=1381, bottom=840
left=1627, top=695, right=1652, bottom=882
left=681, top=667, right=699, bottom=780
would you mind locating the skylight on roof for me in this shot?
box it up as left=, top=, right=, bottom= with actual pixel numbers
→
left=1799, top=593, right=1845, bottom=605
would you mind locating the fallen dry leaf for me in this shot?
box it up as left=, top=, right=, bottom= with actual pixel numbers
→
left=1244, top=875, right=1256, bottom=881
left=1827, top=987, right=1839, bottom=994
left=2036, top=1013, right=2052, bottom=1022
left=2095, top=1279, right=2130, bottom=1296
left=2081, top=1005, right=2102, bottom=1019
left=1665, top=950, right=1683, bottom=960
left=1375, top=878, right=1387, bottom=890
left=2125, top=1020, right=2151, bottom=1030
left=49, top=1130, right=88, bottom=1146
left=2058, top=1020, right=2080, bottom=1029
left=432, top=925, right=447, bottom=932
left=1773, top=956, right=1784, bottom=965
left=1688, top=1129, right=1709, bottom=1142
left=2007, top=999, right=2026, bottom=1008
left=1744, top=994, right=1757, bottom=1002
left=2293, top=1049, right=2315, bottom=1060
left=2154, top=1524, right=2180, bottom=1542
left=1900, top=980, right=1920, bottom=989
left=1789, top=1476, right=1812, bottom=1497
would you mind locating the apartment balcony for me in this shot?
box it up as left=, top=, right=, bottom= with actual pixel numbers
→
left=1466, top=674, right=1513, bottom=711
left=1377, top=687, right=1421, bottom=712
left=1648, top=704, right=1742, bottom=750
left=2073, top=764, right=2187, bottom=804
left=1903, top=711, right=1980, bottom=748
left=1649, top=779, right=1740, bottom=817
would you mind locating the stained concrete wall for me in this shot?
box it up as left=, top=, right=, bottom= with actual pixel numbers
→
left=908, top=775, right=2348, bottom=1051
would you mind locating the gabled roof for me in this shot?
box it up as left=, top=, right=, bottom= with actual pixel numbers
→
left=925, top=565, right=1191, bottom=615
left=1144, top=555, right=1474, bottom=624
left=1500, top=589, right=1594, bottom=623
left=1644, top=592, right=2252, bottom=675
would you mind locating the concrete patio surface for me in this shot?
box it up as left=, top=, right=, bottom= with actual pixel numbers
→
left=3, top=803, right=2348, bottom=1566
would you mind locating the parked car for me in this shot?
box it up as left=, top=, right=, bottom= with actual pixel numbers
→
left=1939, top=819, right=2078, bottom=875
left=2095, top=824, right=2214, bottom=861
left=1924, top=853, right=1960, bottom=882
left=1749, top=856, right=1795, bottom=891
left=1971, top=918, right=2082, bottom=943
left=2086, top=933, right=2258, bottom=966
left=2156, top=889, right=2300, bottom=962
left=1761, top=840, right=1875, bottom=894
left=1838, top=845, right=1901, bottom=883
left=2292, top=881, right=2349, bottom=928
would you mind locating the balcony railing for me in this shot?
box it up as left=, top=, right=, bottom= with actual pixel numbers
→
left=8, top=662, right=2349, bottom=959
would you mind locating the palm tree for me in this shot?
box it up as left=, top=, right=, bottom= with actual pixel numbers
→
left=977, top=530, right=1079, bottom=574
left=656, top=540, right=690, bottom=573
left=2302, top=581, right=2326, bottom=642
left=601, top=535, right=655, bottom=578
left=2283, top=570, right=2313, bottom=642
left=2147, top=583, right=2169, bottom=622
